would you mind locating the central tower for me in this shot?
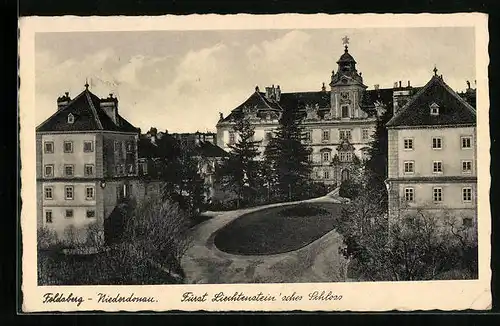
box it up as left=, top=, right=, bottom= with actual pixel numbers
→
left=329, top=36, right=368, bottom=119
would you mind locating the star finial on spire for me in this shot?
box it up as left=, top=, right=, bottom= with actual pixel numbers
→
left=85, top=78, right=89, bottom=90
left=433, top=66, right=438, bottom=76
left=342, top=36, right=350, bottom=51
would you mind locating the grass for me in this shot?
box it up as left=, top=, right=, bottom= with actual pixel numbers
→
left=214, top=203, right=341, bottom=255
left=38, top=247, right=181, bottom=286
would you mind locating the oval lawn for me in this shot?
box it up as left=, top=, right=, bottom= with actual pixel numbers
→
left=213, top=202, right=342, bottom=255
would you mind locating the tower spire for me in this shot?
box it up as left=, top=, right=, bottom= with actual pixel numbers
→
left=85, top=78, right=89, bottom=90
left=433, top=66, right=438, bottom=76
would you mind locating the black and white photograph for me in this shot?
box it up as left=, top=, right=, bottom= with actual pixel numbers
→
left=20, top=13, right=491, bottom=312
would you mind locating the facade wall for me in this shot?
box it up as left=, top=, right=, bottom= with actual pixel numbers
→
left=395, top=127, right=476, bottom=178
left=217, top=118, right=376, bottom=185
left=41, top=133, right=97, bottom=178
left=387, top=126, right=477, bottom=227
left=41, top=181, right=100, bottom=243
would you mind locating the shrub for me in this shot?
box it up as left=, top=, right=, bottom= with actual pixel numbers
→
left=123, top=193, right=192, bottom=272
left=339, top=179, right=361, bottom=199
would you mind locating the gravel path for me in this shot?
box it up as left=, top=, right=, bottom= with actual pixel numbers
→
left=180, top=193, right=351, bottom=284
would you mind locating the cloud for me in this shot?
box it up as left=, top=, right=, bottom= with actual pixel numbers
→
left=35, top=28, right=476, bottom=133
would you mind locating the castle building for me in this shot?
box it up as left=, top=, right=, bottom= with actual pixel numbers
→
left=36, top=84, right=142, bottom=245
left=386, top=68, right=477, bottom=228
left=216, top=38, right=417, bottom=186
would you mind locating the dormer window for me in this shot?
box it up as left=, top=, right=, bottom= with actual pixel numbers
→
left=430, top=103, right=439, bottom=116
left=67, top=113, right=75, bottom=124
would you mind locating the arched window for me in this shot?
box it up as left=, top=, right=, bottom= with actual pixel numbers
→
left=67, top=113, right=75, bottom=124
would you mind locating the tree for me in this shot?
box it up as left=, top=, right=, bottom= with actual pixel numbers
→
left=139, top=132, right=207, bottom=216
left=264, top=106, right=312, bottom=201
left=338, top=191, right=478, bottom=281
left=216, top=114, right=262, bottom=207
left=123, top=193, right=192, bottom=276
left=364, top=106, right=392, bottom=211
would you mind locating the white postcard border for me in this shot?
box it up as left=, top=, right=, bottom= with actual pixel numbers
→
left=19, top=13, right=491, bottom=312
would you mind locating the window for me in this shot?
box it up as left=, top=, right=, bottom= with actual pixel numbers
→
left=340, top=152, right=353, bottom=162
left=404, top=161, right=414, bottom=174
left=324, top=170, right=330, bottom=179
left=86, top=210, right=96, bottom=218
left=139, top=161, right=148, bottom=175
left=228, top=131, right=235, bottom=145
left=115, top=164, right=124, bottom=175
left=127, top=164, right=135, bottom=174
left=63, top=141, right=73, bottom=153
left=126, top=141, right=134, bottom=153
left=463, top=218, right=473, bottom=228
left=462, top=187, right=472, bottom=202
left=433, top=161, right=443, bottom=173
left=403, top=138, right=414, bottom=150
left=65, top=209, right=74, bottom=218
left=65, top=186, right=74, bottom=200
left=44, top=186, right=53, bottom=200
left=45, top=210, right=53, bottom=223
left=462, top=160, right=472, bottom=173
left=67, top=113, right=75, bottom=124
left=303, top=131, right=312, bottom=142
left=404, top=188, right=414, bottom=202
left=84, top=164, right=94, bottom=176
left=64, top=165, right=74, bottom=177
left=339, top=130, right=352, bottom=140
left=44, top=141, right=54, bottom=154
left=322, top=130, right=330, bottom=141
left=308, top=154, right=313, bottom=162
left=341, top=105, right=349, bottom=118
left=85, top=187, right=95, bottom=200
left=433, top=187, right=442, bottom=202
left=432, top=137, right=442, bottom=149
left=461, top=136, right=472, bottom=149
left=362, top=129, right=370, bottom=141
left=44, top=165, right=54, bottom=177
left=430, top=102, right=439, bottom=115
left=83, top=141, right=93, bottom=152
left=322, top=151, right=330, bottom=162
left=265, top=132, right=273, bottom=141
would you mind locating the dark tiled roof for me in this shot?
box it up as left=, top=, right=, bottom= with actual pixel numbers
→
left=196, top=141, right=229, bottom=158
left=219, top=86, right=401, bottom=123
left=386, top=76, right=476, bottom=128
left=36, top=88, right=139, bottom=133
left=233, top=91, right=283, bottom=112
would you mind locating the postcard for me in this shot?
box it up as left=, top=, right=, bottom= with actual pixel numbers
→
left=19, top=13, right=491, bottom=312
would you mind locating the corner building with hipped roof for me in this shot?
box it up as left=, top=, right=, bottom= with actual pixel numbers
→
left=217, top=39, right=420, bottom=186
left=36, top=84, right=144, bottom=245
left=386, top=69, right=477, bottom=229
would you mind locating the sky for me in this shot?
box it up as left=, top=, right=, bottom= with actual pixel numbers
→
left=35, top=27, right=475, bottom=133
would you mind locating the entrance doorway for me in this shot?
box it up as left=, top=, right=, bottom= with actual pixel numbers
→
left=341, top=169, right=350, bottom=182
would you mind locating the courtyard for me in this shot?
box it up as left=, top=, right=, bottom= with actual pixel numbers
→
left=181, top=193, right=351, bottom=284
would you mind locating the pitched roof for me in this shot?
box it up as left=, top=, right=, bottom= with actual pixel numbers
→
left=36, top=88, right=139, bottom=133
left=219, top=86, right=399, bottom=124
left=196, top=141, right=229, bottom=158
left=386, top=75, right=476, bottom=128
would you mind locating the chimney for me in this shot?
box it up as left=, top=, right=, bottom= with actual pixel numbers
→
left=255, top=86, right=260, bottom=92
left=57, top=92, right=71, bottom=111
left=399, top=81, right=402, bottom=88
left=393, top=82, right=398, bottom=88
left=374, top=84, right=379, bottom=91
left=275, top=85, right=281, bottom=101
left=321, top=82, right=326, bottom=92
left=407, top=80, right=411, bottom=87
left=100, top=93, right=119, bottom=125
left=265, top=87, right=272, bottom=100
left=466, top=80, right=471, bottom=89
